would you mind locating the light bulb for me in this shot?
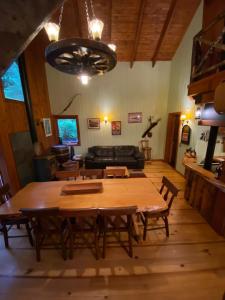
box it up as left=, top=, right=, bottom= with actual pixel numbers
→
left=104, top=116, right=108, bottom=124
left=108, top=43, right=116, bottom=52
left=44, top=22, right=60, bottom=41
left=79, top=74, right=90, bottom=85
left=89, top=18, right=104, bottom=40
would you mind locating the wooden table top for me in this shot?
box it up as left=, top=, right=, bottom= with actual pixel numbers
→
left=0, top=178, right=167, bottom=216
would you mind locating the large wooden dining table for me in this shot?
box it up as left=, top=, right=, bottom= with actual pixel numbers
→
left=0, top=178, right=167, bottom=216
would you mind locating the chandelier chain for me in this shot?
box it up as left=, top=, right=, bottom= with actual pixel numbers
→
left=90, top=0, right=96, bottom=18
left=84, top=0, right=91, bottom=38
left=58, top=4, right=64, bottom=28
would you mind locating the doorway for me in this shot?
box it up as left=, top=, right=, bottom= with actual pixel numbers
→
left=164, top=112, right=181, bottom=168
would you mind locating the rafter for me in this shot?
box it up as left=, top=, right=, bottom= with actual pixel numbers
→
left=72, top=0, right=82, bottom=38
left=130, top=0, right=147, bottom=68
left=152, top=0, right=177, bottom=67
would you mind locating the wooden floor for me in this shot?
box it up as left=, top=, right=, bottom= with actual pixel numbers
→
left=0, top=161, right=225, bottom=300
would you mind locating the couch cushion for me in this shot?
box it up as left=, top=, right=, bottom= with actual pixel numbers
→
left=94, top=147, right=114, bottom=157
left=94, top=157, right=114, bottom=162
left=114, top=157, right=136, bottom=163
left=114, top=146, right=135, bottom=157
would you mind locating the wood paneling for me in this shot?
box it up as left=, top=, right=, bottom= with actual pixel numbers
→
left=50, top=0, right=201, bottom=63
left=24, top=30, right=56, bottom=151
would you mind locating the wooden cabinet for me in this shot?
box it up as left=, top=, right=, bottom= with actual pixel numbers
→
left=184, top=163, right=225, bottom=237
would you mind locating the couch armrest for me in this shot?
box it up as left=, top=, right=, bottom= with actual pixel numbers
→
left=85, top=153, right=95, bottom=160
left=134, top=152, right=145, bottom=160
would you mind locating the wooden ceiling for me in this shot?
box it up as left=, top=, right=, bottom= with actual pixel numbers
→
left=52, top=0, right=201, bottom=66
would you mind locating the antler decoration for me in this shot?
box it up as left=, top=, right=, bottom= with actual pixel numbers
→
left=142, top=116, right=161, bottom=138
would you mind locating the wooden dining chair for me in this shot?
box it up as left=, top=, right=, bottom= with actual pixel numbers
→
left=99, top=206, right=137, bottom=258
left=61, top=208, right=99, bottom=259
left=0, top=184, right=33, bottom=248
left=55, top=169, right=80, bottom=181
left=141, top=176, right=179, bottom=240
left=20, top=207, right=67, bottom=262
left=80, top=169, right=103, bottom=179
left=104, top=168, right=126, bottom=178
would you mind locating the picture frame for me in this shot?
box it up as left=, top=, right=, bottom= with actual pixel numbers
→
left=181, top=124, right=191, bottom=145
left=111, top=121, right=121, bottom=135
left=42, top=118, right=52, bottom=137
left=128, top=112, right=142, bottom=123
left=87, top=118, right=100, bottom=129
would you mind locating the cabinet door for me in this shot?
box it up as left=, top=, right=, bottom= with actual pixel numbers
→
left=211, top=190, right=225, bottom=236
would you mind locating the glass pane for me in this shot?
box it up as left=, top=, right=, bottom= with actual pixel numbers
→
left=57, top=118, right=79, bottom=145
left=1, top=61, right=25, bottom=102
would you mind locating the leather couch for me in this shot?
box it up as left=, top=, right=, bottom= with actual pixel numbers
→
left=85, top=146, right=145, bottom=169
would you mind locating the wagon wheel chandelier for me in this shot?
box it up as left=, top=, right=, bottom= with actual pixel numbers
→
left=44, top=0, right=117, bottom=85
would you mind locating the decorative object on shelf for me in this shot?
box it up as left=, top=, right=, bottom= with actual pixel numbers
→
left=142, top=116, right=161, bottom=138
left=45, top=0, right=117, bottom=85
left=111, top=121, right=121, bottom=135
left=128, top=112, right=142, bottom=123
left=181, top=124, right=191, bottom=145
left=182, top=147, right=197, bottom=165
left=42, top=118, right=52, bottom=137
left=87, top=118, right=100, bottom=129
left=195, top=106, right=202, bottom=119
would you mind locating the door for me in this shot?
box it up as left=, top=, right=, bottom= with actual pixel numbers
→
left=164, top=112, right=181, bottom=168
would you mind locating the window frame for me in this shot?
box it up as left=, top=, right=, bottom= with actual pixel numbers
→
left=1, top=58, right=25, bottom=104
left=53, top=115, right=81, bottom=146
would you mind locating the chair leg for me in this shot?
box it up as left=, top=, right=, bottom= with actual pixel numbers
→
left=94, top=226, right=99, bottom=260
left=60, top=232, right=67, bottom=261
left=128, top=217, right=133, bottom=258
left=2, top=224, right=9, bottom=248
left=35, top=232, right=41, bottom=262
left=25, top=223, right=34, bottom=247
left=163, top=216, right=169, bottom=237
left=102, top=219, right=107, bottom=259
left=143, top=216, right=148, bottom=241
left=69, top=233, right=74, bottom=260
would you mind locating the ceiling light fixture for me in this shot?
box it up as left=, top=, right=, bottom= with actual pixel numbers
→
left=45, top=0, right=117, bottom=85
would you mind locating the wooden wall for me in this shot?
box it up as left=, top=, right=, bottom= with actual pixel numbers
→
left=0, top=30, right=55, bottom=193
left=24, top=30, right=56, bottom=151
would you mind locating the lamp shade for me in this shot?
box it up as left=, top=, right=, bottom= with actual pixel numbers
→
left=44, top=22, right=60, bottom=42
left=89, top=18, right=104, bottom=40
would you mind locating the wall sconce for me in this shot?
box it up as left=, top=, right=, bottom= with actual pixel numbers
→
left=180, top=114, right=190, bottom=126
left=104, top=116, right=108, bottom=124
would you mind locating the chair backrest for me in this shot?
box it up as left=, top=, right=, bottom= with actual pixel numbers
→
left=159, top=176, right=179, bottom=209
left=0, top=184, right=11, bottom=204
left=60, top=208, right=99, bottom=218
left=104, top=168, right=126, bottom=178
left=55, top=169, right=80, bottom=180
left=20, top=207, right=62, bottom=231
left=80, top=169, right=103, bottom=180
left=99, top=206, right=137, bottom=216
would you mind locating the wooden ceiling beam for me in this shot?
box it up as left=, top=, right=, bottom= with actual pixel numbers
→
left=72, top=0, right=82, bottom=37
left=130, top=0, right=147, bottom=68
left=152, top=0, right=177, bottom=67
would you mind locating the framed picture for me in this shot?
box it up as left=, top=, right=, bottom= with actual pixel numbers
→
left=112, top=121, right=121, bottom=135
left=42, top=118, right=52, bottom=137
left=128, top=112, right=142, bottom=123
left=87, top=118, right=100, bottom=129
left=181, top=124, right=191, bottom=145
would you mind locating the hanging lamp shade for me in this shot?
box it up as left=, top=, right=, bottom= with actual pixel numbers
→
left=44, top=22, right=60, bottom=42
left=89, top=18, right=104, bottom=40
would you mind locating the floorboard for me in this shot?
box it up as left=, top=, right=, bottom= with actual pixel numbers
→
left=0, top=161, right=224, bottom=299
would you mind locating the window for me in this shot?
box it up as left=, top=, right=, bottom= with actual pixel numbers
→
left=1, top=60, right=25, bottom=102
left=54, top=115, right=80, bottom=146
